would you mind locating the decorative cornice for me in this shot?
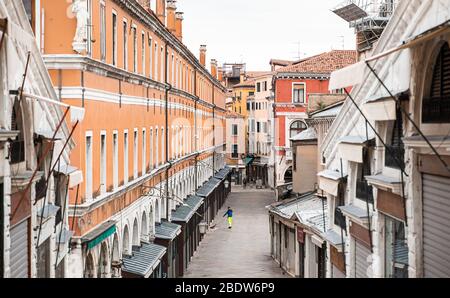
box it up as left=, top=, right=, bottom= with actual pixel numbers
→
left=112, top=0, right=226, bottom=92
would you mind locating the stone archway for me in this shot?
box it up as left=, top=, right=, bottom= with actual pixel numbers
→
left=98, top=242, right=110, bottom=278
left=111, top=233, right=121, bottom=278
left=141, top=212, right=148, bottom=242
left=122, top=225, right=130, bottom=256
left=132, top=218, right=139, bottom=247
left=284, top=166, right=293, bottom=184
left=84, top=252, right=96, bottom=278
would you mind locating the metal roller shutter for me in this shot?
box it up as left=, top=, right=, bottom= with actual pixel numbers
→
left=333, top=265, right=346, bottom=278
left=288, top=229, right=296, bottom=275
left=10, top=220, right=29, bottom=278
left=355, top=240, right=370, bottom=278
left=423, top=174, right=450, bottom=278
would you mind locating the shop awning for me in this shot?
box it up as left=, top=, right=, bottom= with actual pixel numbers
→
left=196, top=177, right=222, bottom=198
left=122, top=242, right=166, bottom=278
left=339, top=205, right=370, bottom=226
left=244, top=157, right=254, bottom=165
left=338, top=136, right=375, bottom=163
left=323, top=230, right=344, bottom=251
left=171, top=195, right=204, bottom=223
left=214, top=167, right=232, bottom=181
left=155, top=221, right=181, bottom=240
left=317, top=170, right=346, bottom=197
left=81, top=221, right=117, bottom=250
left=54, top=164, right=83, bottom=188
left=365, top=174, right=403, bottom=195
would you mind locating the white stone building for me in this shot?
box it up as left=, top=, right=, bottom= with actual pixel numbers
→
left=321, top=0, right=450, bottom=278
left=0, top=0, right=84, bottom=278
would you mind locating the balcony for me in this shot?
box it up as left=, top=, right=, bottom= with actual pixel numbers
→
left=385, top=145, right=405, bottom=170
left=10, top=140, right=25, bottom=164
left=422, top=96, right=450, bottom=124
left=356, top=180, right=374, bottom=205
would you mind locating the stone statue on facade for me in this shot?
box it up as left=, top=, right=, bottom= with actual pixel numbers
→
left=71, top=0, right=88, bottom=53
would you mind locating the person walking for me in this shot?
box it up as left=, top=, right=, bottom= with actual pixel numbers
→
left=223, top=207, right=233, bottom=229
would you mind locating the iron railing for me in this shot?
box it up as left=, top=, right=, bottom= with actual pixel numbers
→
left=422, top=96, right=450, bottom=124
left=356, top=180, right=374, bottom=204
left=385, top=145, right=405, bottom=170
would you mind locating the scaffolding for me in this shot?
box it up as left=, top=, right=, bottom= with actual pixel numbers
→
left=332, top=0, right=398, bottom=52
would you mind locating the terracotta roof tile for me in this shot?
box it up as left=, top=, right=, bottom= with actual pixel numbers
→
left=277, top=50, right=357, bottom=75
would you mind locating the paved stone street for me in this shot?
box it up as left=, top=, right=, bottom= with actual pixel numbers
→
left=184, top=186, right=288, bottom=278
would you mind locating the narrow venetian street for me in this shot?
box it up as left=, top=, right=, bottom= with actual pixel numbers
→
left=184, top=186, right=288, bottom=278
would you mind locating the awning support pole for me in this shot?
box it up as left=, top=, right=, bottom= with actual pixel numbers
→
left=365, top=61, right=450, bottom=174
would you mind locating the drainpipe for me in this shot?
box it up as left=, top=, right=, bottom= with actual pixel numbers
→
left=164, top=42, right=172, bottom=220
left=194, top=70, right=199, bottom=191
left=212, top=85, right=216, bottom=177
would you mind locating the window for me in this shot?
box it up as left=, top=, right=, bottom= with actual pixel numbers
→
left=100, top=132, right=106, bottom=194
left=142, top=129, right=146, bottom=175
left=112, top=13, right=117, bottom=66
left=161, top=127, right=165, bottom=163
left=149, top=128, right=153, bottom=169
left=100, top=3, right=106, bottom=62
left=123, top=20, right=128, bottom=70
left=155, top=128, right=159, bottom=166
left=132, top=26, right=137, bottom=73
left=113, top=131, right=118, bottom=189
left=293, top=83, right=306, bottom=104
left=423, top=43, right=450, bottom=123
left=141, top=32, right=146, bottom=76
left=171, top=54, right=175, bottom=85
left=256, top=82, right=261, bottom=92
left=161, top=46, right=164, bottom=82
left=249, top=91, right=255, bottom=96
left=124, top=131, right=129, bottom=184
left=385, top=216, right=408, bottom=278
left=356, top=148, right=374, bottom=204
left=257, top=122, right=261, bottom=133
left=290, top=121, right=307, bottom=138
left=386, top=108, right=405, bottom=170
left=133, top=129, right=138, bottom=179
left=263, top=81, right=268, bottom=91
left=232, top=144, right=239, bottom=158
left=148, top=37, right=153, bottom=79
left=85, top=133, right=93, bottom=200
left=154, top=43, right=158, bottom=81
left=232, top=124, right=238, bottom=136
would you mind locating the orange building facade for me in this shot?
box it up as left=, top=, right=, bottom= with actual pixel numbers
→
left=32, top=0, right=226, bottom=277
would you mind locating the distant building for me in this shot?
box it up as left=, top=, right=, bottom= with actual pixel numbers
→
left=225, top=111, right=246, bottom=184
left=271, top=50, right=357, bottom=195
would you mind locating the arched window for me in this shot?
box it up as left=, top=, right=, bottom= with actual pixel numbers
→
left=290, top=121, right=307, bottom=138
left=423, top=43, right=450, bottom=123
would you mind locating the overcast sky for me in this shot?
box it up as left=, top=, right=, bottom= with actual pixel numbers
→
left=176, top=0, right=356, bottom=71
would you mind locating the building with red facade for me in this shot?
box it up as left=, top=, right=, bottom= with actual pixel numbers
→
left=271, top=50, right=357, bottom=194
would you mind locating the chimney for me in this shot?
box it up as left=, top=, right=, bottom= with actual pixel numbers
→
left=137, top=0, right=151, bottom=11
left=210, top=59, right=218, bottom=79
left=218, top=66, right=224, bottom=82
left=166, top=0, right=176, bottom=34
left=156, top=0, right=166, bottom=24
left=240, top=71, right=245, bottom=83
left=175, top=12, right=184, bottom=41
left=199, top=45, right=207, bottom=67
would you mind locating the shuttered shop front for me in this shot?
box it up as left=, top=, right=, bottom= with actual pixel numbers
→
left=10, top=220, right=29, bottom=278
left=355, top=240, right=370, bottom=278
left=422, top=174, right=450, bottom=278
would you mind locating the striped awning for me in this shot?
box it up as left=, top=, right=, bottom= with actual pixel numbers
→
left=122, top=242, right=166, bottom=278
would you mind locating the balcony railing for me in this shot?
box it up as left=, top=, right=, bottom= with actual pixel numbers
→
left=385, top=145, right=405, bottom=170
left=10, top=140, right=25, bottom=164
left=334, top=208, right=347, bottom=229
left=422, top=96, right=450, bottom=124
left=356, top=180, right=374, bottom=205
